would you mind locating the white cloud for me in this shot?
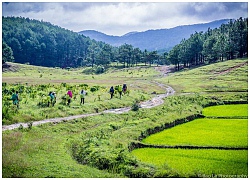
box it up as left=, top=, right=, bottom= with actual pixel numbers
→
left=2, top=2, right=248, bottom=36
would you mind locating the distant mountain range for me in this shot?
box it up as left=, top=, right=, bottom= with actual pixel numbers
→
left=79, top=19, right=230, bottom=52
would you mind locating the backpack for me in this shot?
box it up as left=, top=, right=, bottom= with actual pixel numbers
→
left=11, top=93, right=18, bottom=101
left=110, top=87, right=114, bottom=93
left=49, top=93, right=54, bottom=100
left=123, top=84, right=127, bottom=91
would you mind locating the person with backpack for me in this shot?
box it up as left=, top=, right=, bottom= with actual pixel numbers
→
left=52, top=91, right=56, bottom=104
left=118, top=85, right=122, bottom=99
left=67, top=90, right=73, bottom=106
left=109, top=86, right=114, bottom=99
left=11, top=90, right=19, bottom=108
left=48, top=91, right=55, bottom=107
left=122, top=84, right=127, bottom=94
left=80, top=89, right=86, bottom=105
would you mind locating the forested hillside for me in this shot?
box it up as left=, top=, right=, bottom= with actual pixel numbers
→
left=167, top=17, right=248, bottom=70
left=2, top=17, right=111, bottom=68
left=2, top=17, right=164, bottom=69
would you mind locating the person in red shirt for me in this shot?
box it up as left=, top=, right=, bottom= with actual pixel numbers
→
left=67, top=90, right=73, bottom=105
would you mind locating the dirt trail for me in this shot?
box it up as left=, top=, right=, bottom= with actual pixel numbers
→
left=2, top=66, right=174, bottom=131
left=154, top=65, right=175, bottom=77
left=103, top=82, right=175, bottom=114
left=215, top=61, right=248, bottom=75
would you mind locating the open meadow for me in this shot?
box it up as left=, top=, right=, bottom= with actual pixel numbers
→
left=157, top=58, right=248, bottom=101
left=2, top=63, right=165, bottom=125
left=2, top=58, right=248, bottom=178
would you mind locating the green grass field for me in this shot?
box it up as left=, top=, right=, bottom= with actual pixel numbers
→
left=2, top=63, right=160, bottom=88
left=2, top=63, right=166, bottom=125
left=2, top=82, right=151, bottom=125
left=2, top=58, right=248, bottom=178
left=157, top=58, right=248, bottom=94
left=2, top=125, right=123, bottom=178
left=2, top=97, right=203, bottom=178
left=142, top=118, right=248, bottom=147
left=131, top=148, right=248, bottom=177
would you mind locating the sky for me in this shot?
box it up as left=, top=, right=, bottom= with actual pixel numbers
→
left=2, top=1, right=248, bottom=36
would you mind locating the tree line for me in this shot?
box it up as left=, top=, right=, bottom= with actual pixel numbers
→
left=2, top=16, right=166, bottom=69
left=2, top=17, right=247, bottom=71
left=167, top=17, right=248, bottom=70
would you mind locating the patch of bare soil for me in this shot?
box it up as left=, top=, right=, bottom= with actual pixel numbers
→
left=215, top=61, right=248, bottom=75
left=155, top=65, right=175, bottom=76
left=2, top=62, right=20, bottom=72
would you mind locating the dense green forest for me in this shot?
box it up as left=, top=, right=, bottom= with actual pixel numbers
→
left=2, top=16, right=162, bottom=69
left=168, top=17, right=248, bottom=70
left=2, top=16, right=248, bottom=71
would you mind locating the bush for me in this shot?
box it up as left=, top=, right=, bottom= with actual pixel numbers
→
left=82, top=66, right=105, bottom=74
left=2, top=106, right=12, bottom=120
left=90, top=85, right=100, bottom=92
left=71, top=138, right=142, bottom=176
left=27, top=122, right=33, bottom=130
left=90, top=87, right=97, bottom=92
left=131, top=101, right=140, bottom=111
left=95, top=66, right=105, bottom=74
left=125, top=164, right=155, bottom=178
left=18, top=124, right=23, bottom=130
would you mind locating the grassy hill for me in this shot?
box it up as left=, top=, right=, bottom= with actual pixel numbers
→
left=157, top=58, right=248, bottom=101
left=2, top=58, right=248, bottom=178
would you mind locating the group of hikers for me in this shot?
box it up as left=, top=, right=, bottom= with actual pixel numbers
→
left=109, top=84, right=127, bottom=99
left=64, top=84, right=127, bottom=106
left=10, top=84, right=128, bottom=108
left=64, top=89, right=86, bottom=106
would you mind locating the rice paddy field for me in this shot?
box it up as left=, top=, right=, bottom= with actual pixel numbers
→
left=131, top=148, right=248, bottom=177
left=142, top=118, right=247, bottom=147
left=202, top=104, right=248, bottom=117
left=132, top=104, right=248, bottom=177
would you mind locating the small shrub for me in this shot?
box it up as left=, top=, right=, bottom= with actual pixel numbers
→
left=2, top=82, right=7, bottom=87
left=27, top=122, right=33, bottom=130
left=94, top=108, right=99, bottom=113
left=58, top=105, right=66, bottom=111
left=131, top=101, right=140, bottom=111
left=18, top=124, right=23, bottom=130
left=95, top=65, right=105, bottom=74
left=140, top=95, right=146, bottom=101
left=90, top=87, right=97, bottom=92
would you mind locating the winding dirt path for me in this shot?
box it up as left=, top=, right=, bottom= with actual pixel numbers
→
left=103, top=82, right=175, bottom=114
left=2, top=71, right=175, bottom=131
